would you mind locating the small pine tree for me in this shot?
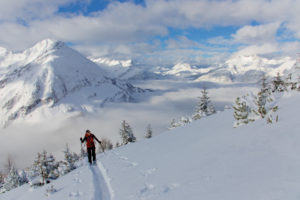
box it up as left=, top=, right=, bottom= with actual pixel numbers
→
left=192, top=88, right=215, bottom=120
left=2, top=166, right=20, bottom=192
left=4, top=155, right=14, bottom=174
left=119, top=120, right=136, bottom=145
left=254, top=75, right=273, bottom=118
left=32, top=151, right=59, bottom=184
left=0, top=171, right=4, bottom=185
left=62, top=144, right=77, bottom=174
left=145, top=124, right=153, bottom=139
left=271, top=72, right=287, bottom=93
left=298, top=76, right=300, bottom=92
left=80, top=144, right=87, bottom=158
left=18, top=170, right=28, bottom=185
left=233, top=97, right=254, bottom=127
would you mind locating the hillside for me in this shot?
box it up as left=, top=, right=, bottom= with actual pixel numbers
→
left=1, top=91, right=300, bottom=200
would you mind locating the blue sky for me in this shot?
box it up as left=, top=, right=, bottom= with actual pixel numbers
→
left=0, top=0, right=299, bottom=65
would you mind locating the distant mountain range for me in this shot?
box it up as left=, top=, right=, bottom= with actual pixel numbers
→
left=91, top=55, right=296, bottom=83
left=0, top=39, right=297, bottom=127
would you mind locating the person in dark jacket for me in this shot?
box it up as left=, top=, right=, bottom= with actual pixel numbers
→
left=80, top=130, right=101, bottom=165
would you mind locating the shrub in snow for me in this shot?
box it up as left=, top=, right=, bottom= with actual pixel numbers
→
left=119, top=120, right=136, bottom=145
left=45, top=185, right=57, bottom=196
left=145, top=124, right=153, bottom=139
left=192, top=88, right=215, bottom=120
left=168, top=119, right=181, bottom=130
left=28, top=176, right=43, bottom=187
left=98, top=138, right=113, bottom=153
left=168, top=116, right=192, bottom=130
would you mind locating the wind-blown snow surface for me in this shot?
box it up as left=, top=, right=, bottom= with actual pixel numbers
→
left=2, top=92, right=300, bottom=200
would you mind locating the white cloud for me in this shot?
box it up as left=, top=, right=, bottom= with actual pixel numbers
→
left=0, top=0, right=299, bottom=61
left=0, top=0, right=80, bottom=22
left=232, top=43, right=279, bottom=57
left=232, top=23, right=281, bottom=44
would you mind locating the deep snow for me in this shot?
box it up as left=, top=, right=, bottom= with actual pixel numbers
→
left=1, top=91, right=300, bottom=200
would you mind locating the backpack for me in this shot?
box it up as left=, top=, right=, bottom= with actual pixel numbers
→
left=85, top=133, right=95, bottom=148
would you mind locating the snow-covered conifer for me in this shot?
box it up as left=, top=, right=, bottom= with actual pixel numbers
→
left=62, top=144, right=77, bottom=174
left=0, top=171, right=4, bottom=185
left=80, top=144, right=87, bottom=158
left=271, top=72, right=287, bottom=93
left=298, top=76, right=300, bottom=91
left=145, top=124, right=153, bottom=139
left=2, top=166, right=20, bottom=192
left=192, top=88, right=215, bottom=120
left=18, top=169, right=28, bottom=185
left=119, top=120, right=136, bottom=145
left=254, top=75, right=273, bottom=118
left=32, top=151, right=59, bottom=184
left=233, top=97, right=254, bottom=127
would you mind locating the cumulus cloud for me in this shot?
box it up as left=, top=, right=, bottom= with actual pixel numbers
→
left=232, top=43, right=279, bottom=57
left=232, top=23, right=281, bottom=44
left=0, top=0, right=299, bottom=65
left=0, top=0, right=80, bottom=22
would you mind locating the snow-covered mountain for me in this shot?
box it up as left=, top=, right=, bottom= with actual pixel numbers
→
left=92, top=55, right=296, bottom=84
left=169, top=55, right=296, bottom=83
left=90, top=57, right=167, bottom=81
left=2, top=90, right=300, bottom=200
left=0, top=39, right=147, bottom=127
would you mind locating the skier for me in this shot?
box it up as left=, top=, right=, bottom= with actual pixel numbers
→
left=80, top=130, right=102, bottom=165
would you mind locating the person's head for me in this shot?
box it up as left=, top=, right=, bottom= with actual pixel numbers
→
left=86, top=129, right=91, bottom=135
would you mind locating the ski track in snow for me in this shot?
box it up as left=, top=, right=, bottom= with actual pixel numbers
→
left=88, top=160, right=114, bottom=200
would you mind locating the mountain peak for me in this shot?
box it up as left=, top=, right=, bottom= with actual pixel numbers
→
left=28, top=38, right=65, bottom=53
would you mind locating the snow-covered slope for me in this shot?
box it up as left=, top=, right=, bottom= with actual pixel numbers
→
left=2, top=91, right=300, bottom=200
left=0, top=39, right=147, bottom=127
